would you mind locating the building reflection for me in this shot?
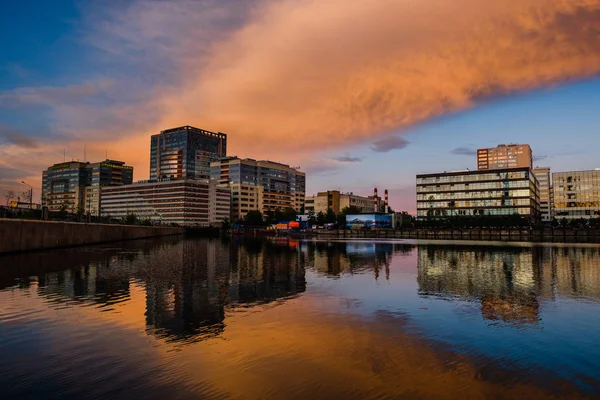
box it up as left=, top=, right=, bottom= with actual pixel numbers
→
left=1, top=236, right=306, bottom=347
left=306, top=241, right=413, bottom=280
left=417, top=245, right=600, bottom=325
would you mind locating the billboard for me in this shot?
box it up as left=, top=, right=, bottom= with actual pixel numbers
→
left=346, top=214, right=392, bottom=229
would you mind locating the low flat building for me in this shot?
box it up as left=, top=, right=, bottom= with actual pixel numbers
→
left=416, top=168, right=540, bottom=222
left=305, top=190, right=380, bottom=215
left=553, top=169, right=600, bottom=219
left=100, top=178, right=231, bottom=226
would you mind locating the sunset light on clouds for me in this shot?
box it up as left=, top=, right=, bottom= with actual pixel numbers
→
left=1, top=0, right=600, bottom=210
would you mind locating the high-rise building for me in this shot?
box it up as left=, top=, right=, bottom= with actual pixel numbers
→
left=533, top=167, right=552, bottom=222
left=416, top=167, right=540, bottom=221
left=477, top=144, right=532, bottom=170
left=42, top=159, right=133, bottom=214
left=100, top=178, right=231, bottom=226
left=150, top=125, right=227, bottom=180
left=552, top=169, right=600, bottom=220
left=210, top=157, right=305, bottom=221
left=304, top=191, right=380, bottom=215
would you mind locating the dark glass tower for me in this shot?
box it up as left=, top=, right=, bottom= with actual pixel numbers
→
left=150, top=126, right=227, bottom=180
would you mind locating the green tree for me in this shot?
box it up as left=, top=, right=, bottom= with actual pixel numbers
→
left=316, top=211, right=326, bottom=226
left=336, top=213, right=347, bottom=228
left=281, top=207, right=298, bottom=221
left=124, top=212, right=138, bottom=225
left=244, top=210, right=264, bottom=226
left=341, top=206, right=361, bottom=215
left=326, top=208, right=336, bottom=224
left=221, top=218, right=231, bottom=231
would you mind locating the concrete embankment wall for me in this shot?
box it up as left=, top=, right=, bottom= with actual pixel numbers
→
left=0, top=219, right=184, bottom=254
left=313, top=228, right=600, bottom=243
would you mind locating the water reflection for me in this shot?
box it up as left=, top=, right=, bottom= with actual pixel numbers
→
left=2, top=238, right=600, bottom=398
left=417, top=245, right=600, bottom=326
left=306, top=241, right=412, bottom=279
left=1, top=237, right=306, bottom=347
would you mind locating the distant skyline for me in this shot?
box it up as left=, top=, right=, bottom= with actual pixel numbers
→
left=1, top=0, right=600, bottom=213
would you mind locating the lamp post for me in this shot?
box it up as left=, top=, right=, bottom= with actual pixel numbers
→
left=21, top=181, right=32, bottom=208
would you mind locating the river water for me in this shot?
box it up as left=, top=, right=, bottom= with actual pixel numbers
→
left=0, top=237, right=599, bottom=399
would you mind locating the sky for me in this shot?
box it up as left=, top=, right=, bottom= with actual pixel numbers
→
left=1, top=0, right=600, bottom=213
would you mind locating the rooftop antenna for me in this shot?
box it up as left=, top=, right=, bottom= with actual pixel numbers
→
left=84, top=145, right=87, bottom=162
left=63, top=149, right=66, bottom=162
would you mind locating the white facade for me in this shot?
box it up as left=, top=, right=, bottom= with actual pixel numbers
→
left=101, top=179, right=231, bottom=226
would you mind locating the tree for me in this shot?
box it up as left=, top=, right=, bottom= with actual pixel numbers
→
left=341, top=206, right=361, bottom=215
left=124, top=212, right=138, bottom=225
left=281, top=207, right=298, bottom=221
left=244, top=210, right=264, bottom=226
left=307, top=211, right=317, bottom=227
left=4, top=189, right=16, bottom=206
left=221, top=218, right=231, bottom=231
left=326, top=208, right=336, bottom=224
left=316, top=211, right=326, bottom=226
left=336, top=213, right=346, bottom=228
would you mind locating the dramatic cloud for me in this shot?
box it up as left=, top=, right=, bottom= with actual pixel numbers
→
left=370, top=136, right=410, bottom=153
left=0, top=126, right=38, bottom=148
left=333, top=156, right=362, bottom=163
left=0, top=80, right=113, bottom=107
left=451, top=147, right=478, bottom=156
left=3, top=0, right=600, bottom=187
left=153, top=0, right=600, bottom=157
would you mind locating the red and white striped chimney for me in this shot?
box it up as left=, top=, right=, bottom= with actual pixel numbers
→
left=385, top=189, right=389, bottom=213
left=374, top=187, right=378, bottom=212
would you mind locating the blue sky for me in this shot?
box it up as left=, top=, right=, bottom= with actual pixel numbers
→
left=1, top=0, right=599, bottom=211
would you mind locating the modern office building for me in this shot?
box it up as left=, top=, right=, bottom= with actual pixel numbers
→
left=150, top=125, right=227, bottom=180
left=42, top=159, right=133, bottom=213
left=477, top=144, right=532, bottom=171
left=552, top=169, right=600, bottom=219
left=533, top=167, right=552, bottom=222
left=210, top=157, right=305, bottom=221
left=100, top=178, right=231, bottom=226
left=416, top=167, right=540, bottom=221
left=304, top=191, right=379, bottom=215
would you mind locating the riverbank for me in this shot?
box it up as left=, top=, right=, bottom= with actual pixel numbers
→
left=0, top=218, right=184, bottom=254
left=311, top=227, right=600, bottom=243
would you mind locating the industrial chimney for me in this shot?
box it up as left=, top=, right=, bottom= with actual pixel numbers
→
left=385, top=189, right=389, bottom=213
left=374, top=187, right=378, bottom=213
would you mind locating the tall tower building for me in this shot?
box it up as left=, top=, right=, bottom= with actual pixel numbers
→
left=150, top=125, right=227, bottom=180
left=477, top=144, right=532, bottom=170
left=533, top=167, right=552, bottom=222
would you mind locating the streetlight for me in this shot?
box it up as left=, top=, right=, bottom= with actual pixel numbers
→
left=21, top=181, right=32, bottom=208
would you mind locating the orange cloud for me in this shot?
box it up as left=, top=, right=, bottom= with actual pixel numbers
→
left=148, top=0, right=600, bottom=160
left=2, top=0, right=600, bottom=195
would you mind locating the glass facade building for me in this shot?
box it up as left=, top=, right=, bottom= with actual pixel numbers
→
left=42, top=160, right=133, bottom=213
left=211, top=157, right=306, bottom=220
left=150, top=126, right=227, bottom=180
left=553, top=169, right=600, bottom=219
left=416, top=168, right=540, bottom=221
